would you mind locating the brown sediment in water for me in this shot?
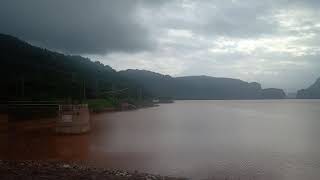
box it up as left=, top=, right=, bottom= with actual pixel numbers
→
left=3, top=100, right=320, bottom=179
left=0, top=115, right=159, bottom=168
left=0, top=117, right=187, bottom=179
left=0, top=118, right=90, bottom=160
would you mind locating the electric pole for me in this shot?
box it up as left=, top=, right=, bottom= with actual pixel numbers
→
left=21, top=76, right=25, bottom=98
left=83, top=80, right=86, bottom=101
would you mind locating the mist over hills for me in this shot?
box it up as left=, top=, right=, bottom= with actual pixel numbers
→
left=0, top=33, right=288, bottom=100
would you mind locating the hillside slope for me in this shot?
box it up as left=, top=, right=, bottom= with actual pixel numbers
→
left=0, top=33, right=287, bottom=101
left=119, top=69, right=286, bottom=99
left=297, top=78, right=320, bottom=99
left=0, top=34, right=141, bottom=101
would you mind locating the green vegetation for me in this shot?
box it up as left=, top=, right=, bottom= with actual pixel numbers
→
left=0, top=33, right=288, bottom=105
left=86, top=98, right=116, bottom=112
left=0, top=34, right=150, bottom=105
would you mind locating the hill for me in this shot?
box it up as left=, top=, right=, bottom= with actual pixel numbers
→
left=0, top=34, right=143, bottom=101
left=261, top=88, right=286, bottom=99
left=0, top=33, right=287, bottom=101
left=296, top=78, right=320, bottom=99
left=119, top=69, right=286, bottom=99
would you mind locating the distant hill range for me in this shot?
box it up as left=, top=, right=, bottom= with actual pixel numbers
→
left=119, top=69, right=286, bottom=100
left=0, top=33, right=286, bottom=100
left=297, top=78, right=320, bottom=99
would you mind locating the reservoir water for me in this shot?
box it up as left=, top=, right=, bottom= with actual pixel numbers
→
left=1, top=100, right=320, bottom=179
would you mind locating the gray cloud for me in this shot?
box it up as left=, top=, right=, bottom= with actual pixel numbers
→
left=1, top=0, right=320, bottom=91
left=191, top=0, right=277, bottom=38
left=0, top=0, right=154, bottom=54
left=141, top=0, right=279, bottom=38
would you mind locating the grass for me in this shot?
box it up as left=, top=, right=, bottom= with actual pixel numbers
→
left=86, top=98, right=115, bottom=111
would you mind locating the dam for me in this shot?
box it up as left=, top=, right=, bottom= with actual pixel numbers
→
left=1, top=102, right=91, bottom=134
left=55, top=104, right=91, bottom=134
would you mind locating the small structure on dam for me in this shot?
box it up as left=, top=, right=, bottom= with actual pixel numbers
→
left=55, top=104, right=90, bottom=134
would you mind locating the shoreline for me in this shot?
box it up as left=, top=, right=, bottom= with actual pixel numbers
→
left=0, top=160, right=187, bottom=180
left=90, top=103, right=160, bottom=114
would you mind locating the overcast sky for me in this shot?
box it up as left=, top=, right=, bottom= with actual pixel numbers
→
left=1, top=0, right=320, bottom=92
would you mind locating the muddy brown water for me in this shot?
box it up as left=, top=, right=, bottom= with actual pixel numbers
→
left=1, top=100, right=320, bottom=179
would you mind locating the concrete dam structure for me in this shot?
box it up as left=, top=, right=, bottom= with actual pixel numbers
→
left=55, top=104, right=91, bottom=134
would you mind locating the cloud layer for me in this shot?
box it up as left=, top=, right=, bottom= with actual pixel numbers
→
left=1, top=0, right=320, bottom=91
left=0, top=0, right=154, bottom=54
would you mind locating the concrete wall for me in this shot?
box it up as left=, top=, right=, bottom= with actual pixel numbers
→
left=55, top=104, right=90, bottom=134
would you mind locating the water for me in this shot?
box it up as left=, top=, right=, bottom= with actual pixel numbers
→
left=1, top=100, right=320, bottom=179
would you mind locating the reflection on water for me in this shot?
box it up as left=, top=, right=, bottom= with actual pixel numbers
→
left=1, top=100, right=320, bottom=179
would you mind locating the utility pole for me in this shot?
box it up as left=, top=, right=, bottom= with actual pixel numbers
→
left=137, top=88, right=142, bottom=101
left=70, top=72, right=76, bottom=103
left=112, top=83, right=115, bottom=99
left=21, top=76, right=25, bottom=98
left=95, top=79, right=99, bottom=98
left=83, top=80, right=86, bottom=101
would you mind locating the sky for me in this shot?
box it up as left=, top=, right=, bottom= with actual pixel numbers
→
left=1, top=0, right=320, bottom=92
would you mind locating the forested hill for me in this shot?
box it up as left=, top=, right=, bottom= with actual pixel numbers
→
left=296, top=78, right=320, bottom=99
left=0, top=34, right=143, bottom=101
left=0, top=33, right=286, bottom=101
left=119, top=69, right=286, bottom=99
